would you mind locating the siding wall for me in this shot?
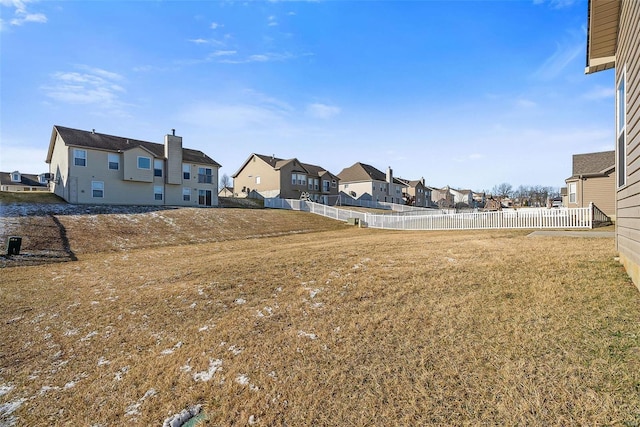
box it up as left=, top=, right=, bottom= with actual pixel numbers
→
left=583, top=173, right=616, bottom=218
left=616, top=0, right=640, bottom=289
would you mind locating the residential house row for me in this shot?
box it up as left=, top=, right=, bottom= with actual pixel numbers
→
left=586, top=0, right=640, bottom=290
left=5, top=125, right=481, bottom=211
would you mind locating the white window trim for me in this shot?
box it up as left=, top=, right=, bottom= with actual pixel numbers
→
left=138, top=156, right=151, bottom=170
left=108, top=153, right=120, bottom=170
left=154, top=185, right=164, bottom=201
left=91, top=181, right=104, bottom=198
left=154, top=159, right=163, bottom=177
left=74, top=149, right=87, bottom=167
left=569, top=182, right=576, bottom=204
left=183, top=164, right=191, bottom=180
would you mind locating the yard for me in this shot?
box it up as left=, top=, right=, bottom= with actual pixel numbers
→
left=1, top=199, right=639, bottom=425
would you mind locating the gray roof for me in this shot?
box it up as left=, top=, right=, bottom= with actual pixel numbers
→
left=0, top=171, right=47, bottom=187
left=234, top=153, right=339, bottom=180
left=571, top=150, right=615, bottom=177
left=49, top=125, right=221, bottom=167
left=337, top=162, right=405, bottom=185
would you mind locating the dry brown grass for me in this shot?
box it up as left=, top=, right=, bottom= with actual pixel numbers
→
left=1, top=203, right=640, bottom=426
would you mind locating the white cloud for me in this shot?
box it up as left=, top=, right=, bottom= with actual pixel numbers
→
left=306, top=103, right=341, bottom=119
left=532, top=0, right=577, bottom=9
left=1, top=0, right=47, bottom=28
left=516, top=98, right=537, bottom=108
left=268, top=15, right=278, bottom=27
left=533, top=28, right=585, bottom=81
left=217, top=52, right=293, bottom=64
left=41, top=66, right=130, bottom=115
left=210, top=22, right=222, bottom=30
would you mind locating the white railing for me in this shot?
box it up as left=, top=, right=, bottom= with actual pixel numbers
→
left=265, top=198, right=599, bottom=230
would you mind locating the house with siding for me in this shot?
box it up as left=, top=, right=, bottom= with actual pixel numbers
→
left=396, top=178, right=431, bottom=207
left=585, top=0, right=640, bottom=289
left=46, top=126, right=221, bottom=206
left=427, top=186, right=454, bottom=208
left=564, top=150, right=615, bottom=219
left=232, top=153, right=340, bottom=204
left=0, top=171, right=50, bottom=192
left=337, top=163, right=408, bottom=205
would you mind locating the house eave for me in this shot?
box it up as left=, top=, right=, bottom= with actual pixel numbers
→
left=585, top=0, right=620, bottom=75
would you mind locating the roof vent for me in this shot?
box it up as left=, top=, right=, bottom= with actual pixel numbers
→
left=92, top=129, right=95, bottom=134
left=172, top=129, right=175, bottom=136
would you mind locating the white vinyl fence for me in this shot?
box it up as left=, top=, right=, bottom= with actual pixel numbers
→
left=264, top=198, right=604, bottom=230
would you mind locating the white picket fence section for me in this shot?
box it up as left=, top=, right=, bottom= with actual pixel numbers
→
left=264, top=198, right=600, bottom=230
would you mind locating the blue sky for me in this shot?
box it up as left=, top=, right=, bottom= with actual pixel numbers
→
left=0, top=0, right=615, bottom=192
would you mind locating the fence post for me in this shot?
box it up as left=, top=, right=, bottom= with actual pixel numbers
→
left=589, top=202, right=593, bottom=229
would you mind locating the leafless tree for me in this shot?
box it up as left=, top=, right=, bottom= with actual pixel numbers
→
left=219, top=173, right=232, bottom=190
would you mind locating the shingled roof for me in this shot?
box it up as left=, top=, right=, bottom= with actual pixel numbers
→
left=337, top=162, right=405, bottom=185
left=47, top=125, right=221, bottom=167
left=234, top=153, right=338, bottom=180
left=0, top=172, right=47, bottom=187
left=569, top=150, right=615, bottom=178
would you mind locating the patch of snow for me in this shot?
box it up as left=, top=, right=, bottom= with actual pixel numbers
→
left=198, top=325, right=209, bottom=332
left=298, top=331, right=318, bottom=340
left=97, top=356, right=110, bottom=366
left=193, top=359, right=223, bottom=382
left=236, top=374, right=250, bottom=386
left=0, top=398, right=26, bottom=426
left=228, top=345, right=243, bottom=356
left=309, top=289, right=321, bottom=298
left=80, top=331, right=98, bottom=342
left=0, top=384, right=14, bottom=397
left=189, top=302, right=196, bottom=309
left=64, top=381, right=76, bottom=390
left=63, top=329, right=79, bottom=336
left=162, top=404, right=202, bottom=427
left=248, top=415, right=257, bottom=425
left=39, top=385, right=60, bottom=395
left=160, top=342, right=183, bottom=355
left=234, top=298, right=246, bottom=305
left=114, top=366, right=129, bottom=381
left=125, top=388, right=157, bottom=418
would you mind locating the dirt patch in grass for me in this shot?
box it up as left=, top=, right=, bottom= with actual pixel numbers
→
left=1, top=207, right=639, bottom=425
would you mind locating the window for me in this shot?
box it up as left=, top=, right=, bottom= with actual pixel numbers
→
left=91, top=181, right=104, bottom=198
left=292, top=173, right=297, bottom=185
left=154, top=185, right=163, bottom=201
left=154, top=159, right=163, bottom=177
left=138, top=156, right=151, bottom=169
left=617, top=72, right=626, bottom=188
left=198, top=167, right=213, bottom=184
left=332, top=180, right=337, bottom=188
left=11, top=172, right=20, bottom=182
left=108, top=153, right=120, bottom=170
left=569, top=182, right=576, bottom=204
left=314, top=179, right=319, bottom=191
left=183, top=164, right=191, bottom=180
left=396, top=185, right=401, bottom=194
left=255, top=176, right=261, bottom=185
left=182, top=187, right=191, bottom=202
left=323, top=180, right=330, bottom=192
left=74, top=149, right=87, bottom=167
left=308, top=179, right=313, bottom=190
left=300, top=175, right=306, bottom=186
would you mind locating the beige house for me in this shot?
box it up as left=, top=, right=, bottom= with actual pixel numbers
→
left=564, top=151, right=615, bottom=218
left=218, top=186, right=234, bottom=197
left=0, top=171, right=50, bottom=192
left=46, top=126, right=221, bottom=206
left=232, top=153, right=340, bottom=204
left=586, top=0, right=640, bottom=289
left=396, top=178, right=431, bottom=207
left=427, top=186, right=454, bottom=208
left=337, top=163, right=408, bottom=205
